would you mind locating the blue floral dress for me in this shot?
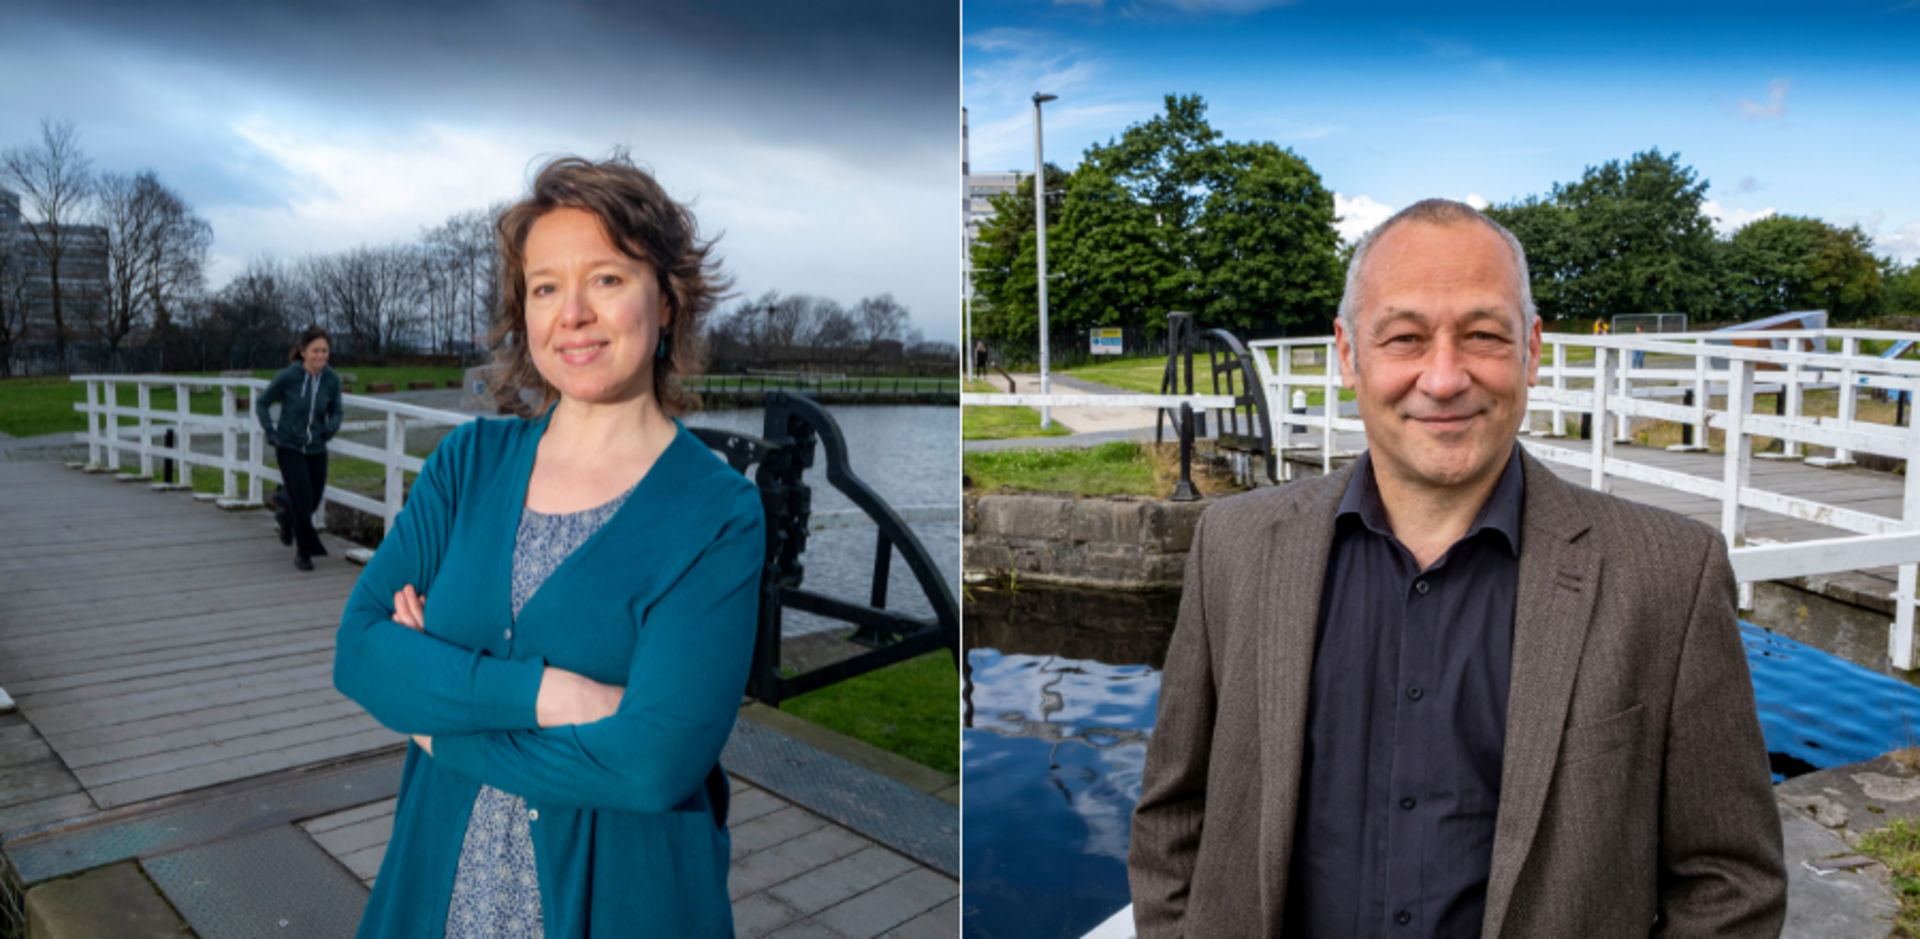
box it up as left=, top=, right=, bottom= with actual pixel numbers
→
left=444, top=486, right=634, bottom=939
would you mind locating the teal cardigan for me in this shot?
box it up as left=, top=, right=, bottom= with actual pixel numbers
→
left=334, top=411, right=766, bottom=938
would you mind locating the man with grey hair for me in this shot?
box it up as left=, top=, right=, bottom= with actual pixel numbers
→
left=1129, top=199, right=1785, bottom=937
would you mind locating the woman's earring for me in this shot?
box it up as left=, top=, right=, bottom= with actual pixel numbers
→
left=656, top=335, right=669, bottom=360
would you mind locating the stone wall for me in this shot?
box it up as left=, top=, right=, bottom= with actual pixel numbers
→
left=963, top=492, right=1208, bottom=590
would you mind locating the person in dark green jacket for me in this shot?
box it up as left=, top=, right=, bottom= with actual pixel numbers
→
left=334, top=155, right=765, bottom=937
left=256, top=326, right=344, bottom=570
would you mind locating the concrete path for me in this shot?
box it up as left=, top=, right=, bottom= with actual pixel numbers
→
left=998, top=373, right=1165, bottom=435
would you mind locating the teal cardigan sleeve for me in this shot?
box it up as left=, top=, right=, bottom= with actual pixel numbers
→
left=254, top=369, right=290, bottom=439
left=333, top=422, right=547, bottom=735
left=432, top=484, right=765, bottom=814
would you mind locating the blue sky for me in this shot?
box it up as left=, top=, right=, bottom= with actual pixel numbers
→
left=963, top=0, right=1920, bottom=263
left=1, top=1, right=959, bottom=341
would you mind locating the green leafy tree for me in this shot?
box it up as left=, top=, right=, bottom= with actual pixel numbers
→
left=1487, top=149, right=1717, bottom=323
left=1886, top=260, right=1920, bottom=319
left=1060, top=94, right=1340, bottom=336
left=1720, top=215, right=1885, bottom=321
left=1188, top=140, right=1343, bottom=333
left=967, top=164, right=1068, bottom=345
left=1051, top=166, right=1174, bottom=332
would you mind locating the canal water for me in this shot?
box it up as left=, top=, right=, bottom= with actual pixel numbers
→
left=684, top=405, right=959, bottom=637
left=961, top=584, right=1920, bottom=939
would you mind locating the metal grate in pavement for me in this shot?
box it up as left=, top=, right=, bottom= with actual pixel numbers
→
left=723, top=719, right=957, bottom=877
left=144, top=823, right=369, bottom=939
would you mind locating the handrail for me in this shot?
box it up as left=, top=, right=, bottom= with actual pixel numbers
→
left=72, top=375, right=959, bottom=704
left=1246, top=329, right=1920, bottom=669
left=71, top=374, right=475, bottom=535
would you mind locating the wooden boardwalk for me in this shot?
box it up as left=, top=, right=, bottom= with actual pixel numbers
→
left=0, top=459, right=956, bottom=937
left=0, top=459, right=394, bottom=813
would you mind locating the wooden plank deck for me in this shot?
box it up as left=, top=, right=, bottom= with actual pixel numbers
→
left=0, top=460, right=400, bottom=812
left=296, top=775, right=958, bottom=938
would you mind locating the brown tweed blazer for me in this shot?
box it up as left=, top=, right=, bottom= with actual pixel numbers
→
left=1128, top=452, right=1786, bottom=938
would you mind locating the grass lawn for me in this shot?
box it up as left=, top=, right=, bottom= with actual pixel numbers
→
left=962, top=380, right=1072, bottom=441
left=1858, top=819, right=1920, bottom=936
left=965, top=441, right=1158, bottom=497
left=780, top=651, right=958, bottom=776
left=0, top=367, right=469, bottom=440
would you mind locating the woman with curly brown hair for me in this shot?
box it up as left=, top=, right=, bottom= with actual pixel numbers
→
left=334, top=153, right=764, bottom=938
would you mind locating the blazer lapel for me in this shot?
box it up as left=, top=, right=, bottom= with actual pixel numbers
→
left=1480, top=454, right=1601, bottom=939
left=1257, top=463, right=1353, bottom=935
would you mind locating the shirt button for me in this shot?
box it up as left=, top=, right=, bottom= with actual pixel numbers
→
left=1407, top=686, right=1423, bottom=701
left=528, top=809, right=539, bottom=822
left=1414, top=580, right=1430, bottom=595
left=504, top=629, right=513, bottom=640
left=1401, top=796, right=1416, bottom=810
left=1395, top=910, right=1411, bottom=925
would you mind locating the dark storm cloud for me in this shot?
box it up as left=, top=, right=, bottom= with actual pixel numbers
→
left=0, top=0, right=961, bottom=338
left=5, top=0, right=954, bottom=164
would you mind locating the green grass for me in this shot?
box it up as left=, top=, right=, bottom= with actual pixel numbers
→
left=962, top=380, right=1072, bottom=441
left=964, top=441, right=1157, bottom=497
left=1858, top=819, right=1920, bottom=936
left=1062, top=355, right=1175, bottom=393
left=780, top=652, right=958, bottom=776
left=0, top=368, right=470, bottom=440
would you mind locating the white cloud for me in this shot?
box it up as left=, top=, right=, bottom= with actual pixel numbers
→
left=1335, top=193, right=1395, bottom=244
left=1464, top=193, right=1489, bottom=210
left=1738, top=78, right=1791, bottom=120
left=1879, top=221, right=1920, bottom=264
left=1701, top=200, right=1778, bottom=236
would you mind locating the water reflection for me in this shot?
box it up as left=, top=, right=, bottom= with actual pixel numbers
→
left=685, top=406, right=958, bottom=636
left=963, top=583, right=1920, bottom=938
left=962, top=586, right=1173, bottom=939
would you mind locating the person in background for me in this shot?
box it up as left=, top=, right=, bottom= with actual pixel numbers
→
left=974, top=340, right=989, bottom=376
left=334, top=153, right=765, bottom=938
left=255, top=326, right=343, bottom=571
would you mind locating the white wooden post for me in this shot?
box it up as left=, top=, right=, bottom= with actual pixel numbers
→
left=1590, top=347, right=1614, bottom=492
left=221, top=386, right=238, bottom=499
left=1275, top=343, right=1293, bottom=454
left=1322, top=340, right=1338, bottom=475
left=1812, top=335, right=1859, bottom=468
left=1721, top=358, right=1756, bottom=600
left=247, top=396, right=265, bottom=506
left=1896, top=387, right=1920, bottom=670
left=173, top=381, right=193, bottom=489
left=1670, top=345, right=1709, bottom=453
left=1783, top=358, right=1804, bottom=459
left=137, top=382, right=154, bottom=478
left=1548, top=340, right=1566, bottom=436
left=85, top=380, right=101, bottom=468
left=1614, top=343, right=1633, bottom=443
left=104, top=380, right=122, bottom=472
left=384, top=411, right=406, bottom=534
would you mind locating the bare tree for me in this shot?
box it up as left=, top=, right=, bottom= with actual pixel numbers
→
left=298, top=244, right=427, bottom=358
left=1, top=119, right=94, bottom=359
left=91, top=170, right=211, bottom=353
left=853, top=293, right=910, bottom=348
left=209, top=256, right=290, bottom=365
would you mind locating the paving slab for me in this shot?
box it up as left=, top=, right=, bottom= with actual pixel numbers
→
left=22, top=860, right=188, bottom=939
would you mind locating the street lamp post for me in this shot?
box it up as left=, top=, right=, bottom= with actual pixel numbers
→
left=1033, top=92, right=1057, bottom=428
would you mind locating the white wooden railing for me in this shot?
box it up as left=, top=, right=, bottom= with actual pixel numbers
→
left=72, top=374, right=964, bottom=541
left=1248, top=329, right=1920, bottom=668
left=70, top=374, right=475, bottom=536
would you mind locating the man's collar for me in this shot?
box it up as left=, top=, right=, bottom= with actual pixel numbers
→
left=1336, top=443, right=1526, bottom=557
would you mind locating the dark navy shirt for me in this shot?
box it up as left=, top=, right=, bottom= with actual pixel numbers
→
left=1284, top=446, right=1523, bottom=938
